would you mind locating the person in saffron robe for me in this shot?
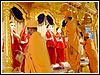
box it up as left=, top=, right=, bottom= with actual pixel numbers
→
left=83, top=33, right=98, bottom=73
left=55, top=27, right=66, bottom=66
left=64, top=12, right=81, bottom=72
left=24, top=21, right=51, bottom=73
left=45, top=25, right=57, bottom=65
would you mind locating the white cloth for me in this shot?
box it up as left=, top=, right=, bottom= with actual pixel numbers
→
left=62, top=62, right=71, bottom=68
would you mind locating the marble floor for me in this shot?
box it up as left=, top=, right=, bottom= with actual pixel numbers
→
left=12, top=61, right=90, bottom=73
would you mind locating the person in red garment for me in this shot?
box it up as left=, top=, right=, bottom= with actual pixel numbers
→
left=2, top=21, right=21, bottom=71
left=55, top=27, right=66, bottom=66
left=20, top=26, right=30, bottom=52
left=46, top=24, right=56, bottom=65
left=20, top=26, right=30, bottom=72
left=10, top=21, right=21, bottom=71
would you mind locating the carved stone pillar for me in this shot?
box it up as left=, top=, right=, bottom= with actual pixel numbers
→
left=2, top=2, right=13, bottom=73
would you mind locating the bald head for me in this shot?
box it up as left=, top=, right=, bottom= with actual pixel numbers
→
left=84, top=33, right=89, bottom=38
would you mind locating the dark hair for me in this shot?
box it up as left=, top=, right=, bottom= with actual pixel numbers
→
left=62, top=20, right=67, bottom=27
left=56, top=27, right=59, bottom=31
left=46, top=24, right=49, bottom=28
left=80, top=32, right=83, bottom=37
left=10, top=21, right=14, bottom=23
left=46, top=24, right=54, bottom=28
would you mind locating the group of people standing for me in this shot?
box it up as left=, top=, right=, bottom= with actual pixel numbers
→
left=46, top=25, right=66, bottom=67
left=2, top=11, right=98, bottom=73
left=64, top=13, right=98, bottom=73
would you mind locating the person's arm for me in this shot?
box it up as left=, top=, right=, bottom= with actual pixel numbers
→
left=21, top=38, right=28, bottom=44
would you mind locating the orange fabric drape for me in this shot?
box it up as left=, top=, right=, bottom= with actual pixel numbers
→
left=65, top=19, right=81, bottom=72
left=25, top=32, right=51, bottom=73
left=84, top=38, right=98, bottom=73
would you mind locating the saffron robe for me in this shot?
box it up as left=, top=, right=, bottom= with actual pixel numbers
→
left=25, top=32, right=51, bottom=73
